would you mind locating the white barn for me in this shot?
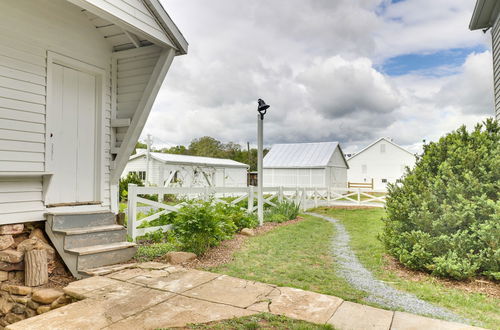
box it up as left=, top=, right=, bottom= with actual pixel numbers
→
left=470, top=0, right=500, bottom=120
left=263, top=142, right=348, bottom=188
left=0, top=0, right=187, bottom=277
left=347, top=138, right=416, bottom=190
left=123, top=151, right=249, bottom=188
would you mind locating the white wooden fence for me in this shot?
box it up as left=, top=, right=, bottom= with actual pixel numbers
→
left=126, top=184, right=386, bottom=241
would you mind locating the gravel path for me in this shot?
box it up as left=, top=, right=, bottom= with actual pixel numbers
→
left=306, top=212, right=467, bottom=323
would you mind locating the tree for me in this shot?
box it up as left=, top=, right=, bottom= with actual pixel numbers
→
left=188, top=136, right=226, bottom=158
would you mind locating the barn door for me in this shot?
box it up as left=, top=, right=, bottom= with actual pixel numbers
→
left=45, top=58, right=101, bottom=206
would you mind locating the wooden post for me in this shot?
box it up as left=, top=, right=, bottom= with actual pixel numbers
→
left=357, top=188, right=361, bottom=205
left=128, top=184, right=138, bottom=241
left=301, top=187, right=307, bottom=211
left=25, top=250, right=48, bottom=287
left=314, top=187, right=318, bottom=208
left=278, top=186, right=283, bottom=203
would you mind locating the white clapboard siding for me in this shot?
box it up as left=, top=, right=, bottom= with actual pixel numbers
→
left=0, top=108, right=45, bottom=124
left=0, top=0, right=115, bottom=220
left=493, top=14, right=500, bottom=120
left=0, top=177, right=44, bottom=222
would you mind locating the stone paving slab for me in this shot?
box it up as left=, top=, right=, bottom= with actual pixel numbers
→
left=327, top=301, right=394, bottom=330
left=7, top=299, right=116, bottom=330
left=267, top=287, right=344, bottom=324
left=104, top=295, right=256, bottom=330
left=391, top=312, right=484, bottom=330
left=6, top=264, right=486, bottom=330
left=183, top=274, right=276, bottom=308
left=63, top=276, right=121, bottom=299
left=129, top=268, right=220, bottom=293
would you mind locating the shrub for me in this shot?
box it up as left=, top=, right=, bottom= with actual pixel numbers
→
left=215, top=203, right=258, bottom=230
left=265, top=200, right=300, bottom=223
left=381, top=119, right=500, bottom=280
left=170, top=201, right=237, bottom=255
left=119, top=172, right=143, bottom=201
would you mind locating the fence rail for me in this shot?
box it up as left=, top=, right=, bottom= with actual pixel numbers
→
left=127, top=185, right=387, bottom=241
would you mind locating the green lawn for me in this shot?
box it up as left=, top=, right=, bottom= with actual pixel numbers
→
left=177, top=313, right=334, bottom=329
left=211, top=215, right=368, bottom=303
left=312, top=207, right=500, bottom=330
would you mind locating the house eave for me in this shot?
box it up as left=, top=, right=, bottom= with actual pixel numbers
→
left=469, top=0, right=500, bottom=30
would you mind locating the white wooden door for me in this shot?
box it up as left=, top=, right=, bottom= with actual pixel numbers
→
left=46, top=63, right=98, bottom=205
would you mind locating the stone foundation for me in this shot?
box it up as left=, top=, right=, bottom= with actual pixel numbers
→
left=0, top=284, right=74, bottom=327
left=0, top=223, right=73, bottom=327
left=0, top=223, right=57, bottom=285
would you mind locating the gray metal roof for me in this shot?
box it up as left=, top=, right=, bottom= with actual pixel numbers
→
left=263, top=142, right=340, bottom=168
left=131, top=151, right=249, bottom=168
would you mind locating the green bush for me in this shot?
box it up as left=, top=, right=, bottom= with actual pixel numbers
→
left=119, top=172, right=143, bottom=201
left=381, top=119, right=500, bottom=280
left=170, top=201, right=237, bottom=255
left=265, top=200, right=300, bottom=223
left=215, top=203, right=258, bottom=230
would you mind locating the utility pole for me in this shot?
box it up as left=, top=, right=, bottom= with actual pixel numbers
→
left=146, top=134, right=152, bottom=186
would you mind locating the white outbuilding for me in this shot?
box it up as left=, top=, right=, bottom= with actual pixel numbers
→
left=347, top=138, right=416, bottom=190
left=263, top=142, right=348, bottom=188
left=123, top=151, right=249, bottom=187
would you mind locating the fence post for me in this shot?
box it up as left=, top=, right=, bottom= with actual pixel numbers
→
left=127, top=184, right=138, bottom=241
left=203, top=186, right=209, bottom=202
left=248, top=186, right=254, bottom=213
left=314, top=187, right=318, bottom=208
left=357, top=188, right=361, bottom=205
left=301, top=187, right=307, bottom=211
left=295, top=188, right=300, bottom=205
left=327, top=187, right=331, bottom=203
left=278, top=186, right=283, bottom=203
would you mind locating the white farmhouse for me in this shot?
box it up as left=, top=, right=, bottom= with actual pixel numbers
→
left=0, top=0, right=186, bottom=277
left=263, top=142, right=348, bottom=188
left=347, top=138, right=416, bottom=190
left=470, top=0, right=500, bottom=120
left=123, top=151, right=249, bottom=187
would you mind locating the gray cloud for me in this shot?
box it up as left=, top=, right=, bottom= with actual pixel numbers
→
left=145, top=0, right=493, bottom=153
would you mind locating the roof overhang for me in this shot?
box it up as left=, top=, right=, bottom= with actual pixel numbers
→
left=66, top=0, right=188, bottom=54
left=469, top=0, right=500, bottom=30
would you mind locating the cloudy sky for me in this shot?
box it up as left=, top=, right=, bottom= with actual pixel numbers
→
left=144, top=0, right=493, bottom=154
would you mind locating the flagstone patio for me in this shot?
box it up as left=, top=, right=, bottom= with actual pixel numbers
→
left=6, top=262, right=484, bottom=330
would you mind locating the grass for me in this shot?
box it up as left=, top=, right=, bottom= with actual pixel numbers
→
left=312, top=207, right=500, bottom=330
left=211, top=215, right=368, bottom=303
left=179, top=313, right=334, bottom=329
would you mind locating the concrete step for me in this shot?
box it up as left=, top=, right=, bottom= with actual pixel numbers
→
left=60, top=225, right=127, bottom=250
left=75, top=244, right=137, bottom=271
left=67, top=242, right=136, bottom=256
left=45, top=210, right=135, bottom=279
left=47, top=211, right=116, bottom=230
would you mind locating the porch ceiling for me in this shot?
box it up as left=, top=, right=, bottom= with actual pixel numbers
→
left=82, top=9, right=153, bottom=52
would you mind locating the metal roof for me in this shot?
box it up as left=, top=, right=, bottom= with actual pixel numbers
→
left=263, top=142, right=341, bottom=168
left=130, top=151, right=249, bottom=168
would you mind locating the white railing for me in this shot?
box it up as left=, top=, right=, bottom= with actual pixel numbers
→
left=126, top=185, right=386, bottom=241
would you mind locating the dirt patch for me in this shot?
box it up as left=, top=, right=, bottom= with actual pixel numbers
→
left=384, top=255, right=500, bottom=299
left=181, top=217, right=305, bottom=270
